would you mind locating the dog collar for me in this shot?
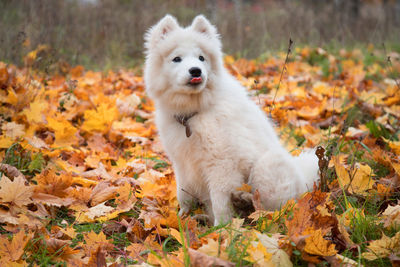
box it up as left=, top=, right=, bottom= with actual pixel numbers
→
left=174, top=112, right=198, bottom=138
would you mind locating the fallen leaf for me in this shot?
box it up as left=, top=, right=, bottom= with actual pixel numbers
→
left=81, top=103, right=119, bottom=133
left=0, top=175, right=33, bottom=207
left=304, top=228, right=337, bottom=256
left=362, top=232, right=400, bottom=261
left=189, top=248, right=234, bottom=267
left=0, top=231, right=33, bottom=262
left=381, top=204, right=400, bottom=228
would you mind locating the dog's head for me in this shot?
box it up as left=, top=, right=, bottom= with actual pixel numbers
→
left=144, top=15, right=223, bottom=105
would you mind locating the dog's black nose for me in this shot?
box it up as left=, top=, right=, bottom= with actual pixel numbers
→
left=189, top=67, right=202, bottom=77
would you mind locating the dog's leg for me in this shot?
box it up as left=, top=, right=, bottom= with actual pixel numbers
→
left=175, top=167, right=197, bottom=216
left=207, top=169, right=243, bottom=225
left=177, top=181, right=199, bottom=216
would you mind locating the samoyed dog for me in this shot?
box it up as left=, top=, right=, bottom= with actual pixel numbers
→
left=144, top=15, right=319, bottom=225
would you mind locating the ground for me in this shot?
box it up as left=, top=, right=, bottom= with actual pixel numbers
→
left=0, top=45, right=399, bottom=266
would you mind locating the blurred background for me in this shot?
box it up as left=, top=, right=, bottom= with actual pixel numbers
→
left=1, top=0, right=399, bottom=69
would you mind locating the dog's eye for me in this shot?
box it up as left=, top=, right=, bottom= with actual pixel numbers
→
left=172, top=57, right=182, bottom=63
left=199, top=55, right=205, bottom=62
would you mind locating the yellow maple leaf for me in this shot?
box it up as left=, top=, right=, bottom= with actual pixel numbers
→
left=392, top=161, right=400, bottom=176
left=147, top=249, right=185, bottom=267
left=0, top=230, right=33, bottom=262
left=333, top=156, right=350, bottom=190
left=347, top=164, right=374, bottom=195
left=0, top=136, right=14, bottom=149
left=115, top=182, right=136, bottom=210
left=0, top=175, right=33, bottom=207
left=255, top=232, right=292, bottom=267
left=388, top=140, right=400, bottom=154
left=82, top=231, right=113, bottom=256
left=334, top=156, right=374, bottom=195
left=198, top=238, right=229, bottom=261
left=21, top=98, right=48, bottom=123
left=362, top=232, right=400, bottom=260
left=47, top=116, right=78, bottom=147
left=245, top=241, right=273, bottom=266
left=81, top=103, right=119, bottom=133
left=304, top=228, right=337, bottom=256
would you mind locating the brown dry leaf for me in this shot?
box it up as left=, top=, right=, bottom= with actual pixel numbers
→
left=198, top=238, right=229, bottom=261
left=0, top=230, right=33, bottom=262
left=381, top=204, right=400, bottom=228
left=189, top=248, right=235, bottom=267
left=31, top=192, right=74, bottom=207
left=1, top=122, right=25, bottom=139
left=0, top=175, right=33, bottom=207
left=147, top=249, right=185, bottom=267
left=81, top=162, right=113, bottom=180
left=82, top=231, right=113, bottom=257
left=34, top=170, right=73, bottom=197
left=324, top=254, right=359, bottom=266
left=126, top=243, right=146, bottom=260
left=115, top=182, right=136, bottom=208
left=362, top=232, right=400, bottom=261
left=0, top=209, right=19, bottom=225
left=89, top=181, right=118, bottom=206
left=45, top=237, right=82, bottom=262
left=0, top=163, right=25, bottom=181
left=86, top=246, right=106, bottom=267
left=84, top=202, right=114, bottom=220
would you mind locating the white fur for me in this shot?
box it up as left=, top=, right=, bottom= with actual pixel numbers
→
left=144, top=15, right=319, bottom=225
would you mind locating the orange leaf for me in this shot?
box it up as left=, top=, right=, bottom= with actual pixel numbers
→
left=236, top=183, right=252, bottom=193
left=0, top=230, right=33, bottom=262
left=304, top=228, right=337, bottom=256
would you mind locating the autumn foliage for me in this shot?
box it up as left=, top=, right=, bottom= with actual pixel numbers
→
left=0, top=46, right=400, bottom=266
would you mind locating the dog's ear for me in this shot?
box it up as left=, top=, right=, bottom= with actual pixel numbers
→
left=191, top=15, right=218, bottom=39
left=145, top=15, right=179, bottom=50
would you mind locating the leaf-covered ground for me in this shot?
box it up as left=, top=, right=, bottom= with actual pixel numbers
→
left=0, top=46, right=399, bottom=266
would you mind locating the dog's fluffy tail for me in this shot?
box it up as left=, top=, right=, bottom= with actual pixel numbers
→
left=294, top=150, right=320, bottom=190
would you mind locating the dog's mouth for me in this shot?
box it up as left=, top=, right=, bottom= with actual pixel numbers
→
left=188, top=77, right=203, bottom=86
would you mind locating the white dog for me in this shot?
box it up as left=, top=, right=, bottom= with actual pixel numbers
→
left=144, top=15, right=319, bottom=225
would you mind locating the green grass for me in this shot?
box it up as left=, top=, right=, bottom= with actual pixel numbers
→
left=25, top=235, right=67, bottom=267
left=1, top=143, right=46, bottom=178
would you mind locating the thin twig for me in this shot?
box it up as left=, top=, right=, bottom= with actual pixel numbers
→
left=269, top=38, right=293, bottom=116
left=382, top=43, right=400, bottom=92
left=181, top=188, right=200, bottom=202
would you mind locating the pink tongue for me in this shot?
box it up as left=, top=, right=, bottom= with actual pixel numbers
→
left=190, top=77, right=202, bottom=84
